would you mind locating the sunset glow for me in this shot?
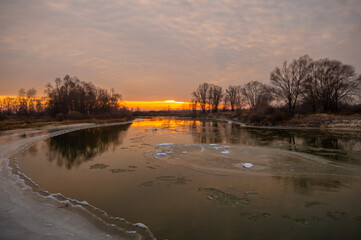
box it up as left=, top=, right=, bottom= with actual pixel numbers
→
left=122, top=100, right=190, bottom=111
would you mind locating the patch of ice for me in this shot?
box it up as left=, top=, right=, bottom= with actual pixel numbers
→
left=209, top=144, right=218, bottom=146
left=145, top=150, right=154, bottom=156
left=221, top=150, right=230, bottom=154
left=135, top=223, right=148, bottom=229
left=243, top=163, right=253, bottom=168
left=182, top=151, right=187, bottom=154
left=155, top=153, right=167, bottom=156
left=154, top=143, right=173, bottom=147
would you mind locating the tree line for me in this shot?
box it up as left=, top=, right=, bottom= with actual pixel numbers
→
left=191, top=55, right=361, bottom=115
left=0, top=75, right=130, bottom=119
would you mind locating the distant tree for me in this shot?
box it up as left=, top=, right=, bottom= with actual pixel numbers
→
left=226, top=85, right=242, bottom=111
left=26, top=88, right=37, bottom=98
left=45, top=75, right=123, bottom=116
left=270, top=55, right=313, bottom=116
left=192, top=83, right=210, bottom=113
left=241, top=81, right=272, bottom=109
left=308, top=59, right=361, bottom=112
left=208, top=84, right=224, bottom=112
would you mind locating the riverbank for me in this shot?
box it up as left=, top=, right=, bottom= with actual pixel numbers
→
left=0, top=122, right=152, bottom=240
left=0, top=116, right=133, bottom=131
left=188, top=112, right=361, bottom=130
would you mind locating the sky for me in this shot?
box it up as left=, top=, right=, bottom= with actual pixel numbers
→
left=0, top=0, right=360, bottom=101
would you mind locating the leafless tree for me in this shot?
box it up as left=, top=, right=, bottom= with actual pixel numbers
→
left=308, top=59, right=361, bottom=112
left=45, top=75, right=123, bottom=116
left=241, top=81, right=272, bottom=109
left=270, top=55, right=313, bottom=116
left=192, top=83, right=210, bottom=113
left=226, top=85, right=241, bottom=111
left=208, top=84, right=224, bottom=112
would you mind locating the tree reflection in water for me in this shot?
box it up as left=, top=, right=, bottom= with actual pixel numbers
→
left=190, top=120, right=361, bottom=165
left=47, top=124, right=131, bottom=169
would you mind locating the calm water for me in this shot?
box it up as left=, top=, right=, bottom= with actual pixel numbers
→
left=19, top=118, right=361, bottom=240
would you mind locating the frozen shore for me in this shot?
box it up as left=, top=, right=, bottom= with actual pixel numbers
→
left=0, top=122, right=146, bottom=240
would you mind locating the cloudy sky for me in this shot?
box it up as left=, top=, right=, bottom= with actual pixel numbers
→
left=0, top=0, right=360, bottom=101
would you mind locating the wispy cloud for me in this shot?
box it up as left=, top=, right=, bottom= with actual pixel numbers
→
left=0, top=0, right=360, bottom=100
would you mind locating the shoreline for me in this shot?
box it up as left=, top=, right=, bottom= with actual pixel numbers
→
left=135, top=115, right=361, bottom=132
left=0, top=121, right=154, bottom=240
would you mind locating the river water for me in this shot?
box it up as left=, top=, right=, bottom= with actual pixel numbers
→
left=17, top=118, right=361, bottom=240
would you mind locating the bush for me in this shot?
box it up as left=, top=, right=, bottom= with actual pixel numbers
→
left=67, top=111, right=84, bottom=120
left=55, top=113, right=64, bottom=121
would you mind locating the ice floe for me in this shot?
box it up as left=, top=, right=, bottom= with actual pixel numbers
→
left=243, top=163, right=254, bottom=168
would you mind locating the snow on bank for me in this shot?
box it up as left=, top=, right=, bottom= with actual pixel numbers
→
left=0, top=122, right=153, bottom=240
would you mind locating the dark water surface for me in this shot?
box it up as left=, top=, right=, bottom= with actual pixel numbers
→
left=19, top=118, right=361, bottom=240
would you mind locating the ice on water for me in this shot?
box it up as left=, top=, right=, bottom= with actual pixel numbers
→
left=148, top=143, right=357, bottom=176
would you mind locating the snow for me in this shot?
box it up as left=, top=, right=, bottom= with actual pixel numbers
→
left=221, top=150, right=230, bottom=154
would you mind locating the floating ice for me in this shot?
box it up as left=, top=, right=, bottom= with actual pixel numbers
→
left=243, top=163, right=253, bottom=168
left=221, top=150, right=230, bottom=154
left=154, top=143, right=173, bottom=147
left=145, top=150, right=154, bottom=156
left=155, top=153, right=167, bottom=156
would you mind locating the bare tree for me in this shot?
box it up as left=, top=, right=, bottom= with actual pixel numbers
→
left=46, top=75, right=123, bottom=116
left=270, top=55, right=313, bottom=115
left=192, top=83, right=210, bottom=113
left=226, top=85, right=241, bottom=111
left=241, top=81, right=272, bottom=109
left=309, top=59, right=361, bottom=112
left=26, top=88, right=37, bottom=98
left=208, top=84, right=224, bottom=112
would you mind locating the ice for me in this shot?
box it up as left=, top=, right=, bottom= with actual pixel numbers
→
left=243, top=163, right=254, bottom=168
left=154, top=143, right=173, bottom=147
left=135, top=223, right=148, bottom=228
left=221, top=150, right=230, bottom=154
left=0, top=122, right=153, bottom=240
left=155, top=153, right=167, bottom=156
left=182, top=151, right=187, bottom=154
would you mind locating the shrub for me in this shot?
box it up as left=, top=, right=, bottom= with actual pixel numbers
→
left=55, top=113, right=64, bottom=121
left=67, top=111, right=84, bottom=120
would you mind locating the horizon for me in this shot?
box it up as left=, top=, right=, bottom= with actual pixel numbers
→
left=1, top=0, right=361, bottom=101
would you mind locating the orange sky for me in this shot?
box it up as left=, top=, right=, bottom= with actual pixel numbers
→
left=122, top=100, right=191, bottom=111
left=0, top=1, right=360, bottom=100
left=0, top=96, right=192, bottom=111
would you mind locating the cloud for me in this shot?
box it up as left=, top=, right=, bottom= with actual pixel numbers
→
left=0, top=0, right=360, bottom=100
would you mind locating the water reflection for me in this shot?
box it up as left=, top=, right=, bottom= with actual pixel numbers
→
left=47, top=124, right=131, bottom=169
left=272, top=176, right=346, bottom=194
left=190, top=121, right=361, bottom=165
